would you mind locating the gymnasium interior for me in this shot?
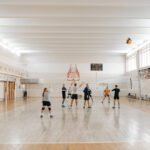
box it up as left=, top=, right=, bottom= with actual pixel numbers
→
left=0, top=0, right=150, bottom=149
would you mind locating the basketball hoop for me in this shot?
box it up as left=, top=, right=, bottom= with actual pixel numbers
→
left=67, top=64, right=80, bottom=81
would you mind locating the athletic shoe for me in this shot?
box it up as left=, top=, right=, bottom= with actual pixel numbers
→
left=83, top=106, right=85, bottom=109
left=112, top=106, right=115, bottom=109
left=50, top=115, right=53, bottom=118
left=62, top=105, right=65, bottom=107
left=101, top=101, right=103, bottom=104
left=40, top=115, right=43, bottom=118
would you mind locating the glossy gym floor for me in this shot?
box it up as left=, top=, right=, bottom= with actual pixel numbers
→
left=0, top=97, right=150, bottom=149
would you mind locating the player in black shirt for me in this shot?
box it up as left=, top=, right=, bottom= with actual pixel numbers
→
left=83, top=84, right=92, bottom=109
left=62, top=84, right=67, bottom=107
left=112, top=85, right=120, bottom=109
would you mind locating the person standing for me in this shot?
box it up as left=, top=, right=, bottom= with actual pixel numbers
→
left=83, top=84, right=91, bottom=109
left=112, top=85, right=120, bottom=109
left=70, top=83, right=78, bottom=108
left=101, top=87, right=111, bottom=104
left=62, top=84, right=67, bottom=107
left=88, top=88, right=93, bottom=104
left=67, top=86, right=72, bottom=99
left=40, top=88, right=52, bottom=118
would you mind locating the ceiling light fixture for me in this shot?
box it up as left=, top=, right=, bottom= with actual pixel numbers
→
left=0, top=39, right=20, bottom=56
left=126, top=37, right=132, bottom=44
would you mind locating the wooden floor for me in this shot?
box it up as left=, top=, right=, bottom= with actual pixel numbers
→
left=121, top=98, right=150, bottom=113
left=0, top=97, right=150, bottom=150
left=1, top=143, right=150, bottom=150
left=1, top=97, right=150, bottom=114
left=0, top=98, right=38, bottom=113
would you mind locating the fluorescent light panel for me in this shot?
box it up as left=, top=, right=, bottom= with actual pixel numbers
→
left=0, top=39, right=20, bottom=56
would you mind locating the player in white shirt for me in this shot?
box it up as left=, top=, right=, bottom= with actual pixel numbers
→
left=70, top=83, right=78, bottom=107
left=40, top=88, right=53, bottom=118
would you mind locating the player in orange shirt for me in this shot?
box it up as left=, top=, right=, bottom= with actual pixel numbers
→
left=101, top=87, right=111, bottom=104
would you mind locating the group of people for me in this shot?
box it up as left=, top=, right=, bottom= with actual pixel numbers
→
left=102, top=85, right=120, bottom=109
left=62, top=83, right=93, bottom=109
left=40, top=84, right=120, bottom=118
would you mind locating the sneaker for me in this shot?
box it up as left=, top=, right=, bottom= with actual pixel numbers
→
left=83, top=106, right=85, bottom=109
left=88, top=106, right=91, bottom=108
left=101, top=101, right=103, bottom=104
left=112, top=106, right=115, bottom=109
left=62, top=105, right=65, bottom=107
left=50, top=115, right=53, bottom=118
left=40, top=115, right=43, bottom=118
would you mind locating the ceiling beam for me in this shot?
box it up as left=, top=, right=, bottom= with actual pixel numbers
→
left=1, top=33, right=149, bottom=39
left=0, top=27, right=150, bottom=34
left=0, top=18, right=150, bottom=27
left=0, top=6, right=149, bottom=18
left=0, top=0, right=150, bottom=6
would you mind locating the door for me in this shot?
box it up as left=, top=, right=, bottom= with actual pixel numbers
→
left=8, top=82, right=15, bottom=100
left=4, top=81, right=7, bottom=101
left=4, top=81, right=15, bottom=101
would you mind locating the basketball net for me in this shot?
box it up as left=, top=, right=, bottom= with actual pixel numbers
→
left=67, top=64, right=80, bottom=82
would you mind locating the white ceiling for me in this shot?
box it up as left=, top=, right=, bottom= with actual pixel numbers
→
left=0, top=0, right=150, bottom=55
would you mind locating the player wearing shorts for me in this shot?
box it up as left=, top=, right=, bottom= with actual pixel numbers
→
left=67, top=86, right=72, bottom=99
left=40, top=88, right=52, bottom=118
left=88, top=88, right=93, bottom=103
left=101, top=87, right=110, bottom=104
left=112, top=85, right=120, bottom=109
left=62, top=84, right=67, bottom=107
left=83, top=84, right=91, bottom=109
left=70, top=83, right=78, bottom=108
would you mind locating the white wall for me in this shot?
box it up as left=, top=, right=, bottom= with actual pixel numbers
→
left=1, top=44, right=149, bottom=100
left=22, top=53, right=128, bottom=97
left=0, top=46, right=26, bottom=99
left=141, top=79, right=150, bottom=97
left=126, top=71, right=139, bottom=96
left=24, top=53, right=125, bottom=76
left=0, top=50, right=128, bottom=99
left=126, top=69, right=150, bottom=99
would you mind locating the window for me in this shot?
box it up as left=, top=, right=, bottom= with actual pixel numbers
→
left=139, top=44, right=150, bottom=68
left=126, top=55, right=137, bottom=72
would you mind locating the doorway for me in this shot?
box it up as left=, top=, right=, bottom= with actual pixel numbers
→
left=4, top=81, right=15, bottom=101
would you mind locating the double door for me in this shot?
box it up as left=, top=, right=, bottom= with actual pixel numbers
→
left=4, top=81, right=15, bottom=101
